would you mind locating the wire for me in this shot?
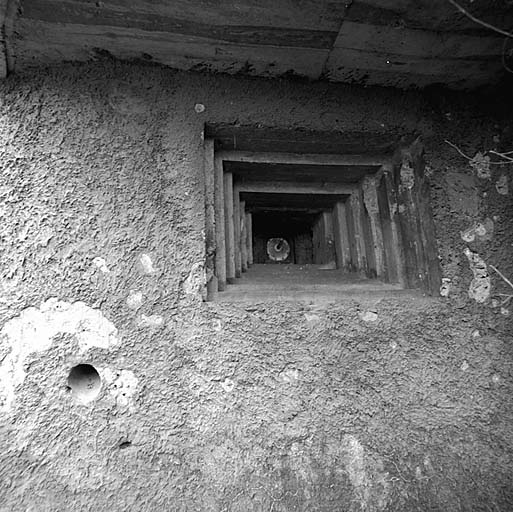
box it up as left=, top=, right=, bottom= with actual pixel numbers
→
left=446, top=0, right=513, bottom=38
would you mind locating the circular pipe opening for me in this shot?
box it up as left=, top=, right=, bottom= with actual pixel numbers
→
left=267, top=237, right=290, bottom=262
left=67, top=364, right=101, bottom=404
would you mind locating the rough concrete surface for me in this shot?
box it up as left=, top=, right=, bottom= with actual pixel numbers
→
left=0, top=61, right=512, bottom=511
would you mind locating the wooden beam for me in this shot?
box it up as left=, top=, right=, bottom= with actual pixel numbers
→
left=332, top=201, right=351, bottom=270
left=15, top=20, right=329, bottom=80
left=378, top=165, right=406, bottom=286
left=223, top=171, right=236, bottom=284
left=214, top=155, right=226, bottom=291
left=246, top=212, right=253, bottom=266
left=346, top=188, right=368, bottom=274
left=0, top=0, right=19, bottom=77
left=361, top=175, right=386, bottom=278
left=393, top=139, right=441, bottom=294
left=240, top=200, right=248, bottom=272
left=233, top=184, right=242, bottom=278
left=204, top=139, right=216, bottom=299
left=237, top=181, right=355, bottom=195
left=22, top=0, right=343, bottom=48
left=218, top=150, right=389, bottom=167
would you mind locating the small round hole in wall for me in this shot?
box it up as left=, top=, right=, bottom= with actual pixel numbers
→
left=67, top=364, right=101, bottom=404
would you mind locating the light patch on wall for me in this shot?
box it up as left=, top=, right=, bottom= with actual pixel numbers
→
left=464, top=248, right=491, bottom=303
left=496, top=174, right=509, bottom=195
left=220, top=378, right=235, bottom=393
left=183, top=262, right=206, bottom=296
left=139, top=253, right=155, bottom=274
left=359, top=311, right=378, bottom=322
left=0, top=299, right=119, bottom=413
left=340, top=435, right=387, bottom=509
left=103, top=368, right=138, bottom=408
left=279, top=366, right=300, bottom=383
left=126, top=290, right=143, bottom=310
left=137, top=314, right=164, bottom=328
left=460, top=218, right=494, bottom=243
left=440, top=277, right=451, bottom=297
left=324, top=435, right=389, bottom=510
left=399, top=157, right=415, bottom=190
left=92, top=257, right=110, bottom=273
left=470, top=152, right=491, bottom=179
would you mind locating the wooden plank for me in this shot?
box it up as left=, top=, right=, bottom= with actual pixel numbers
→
left=347, top=189, right=368, bottom=274
left=22, top=0, right=348, bottom=34
left=218, top=150, right=389, bottom=167
left=345, top=0, right=512, bottom=34
left=223, top=171, right=236, bottom=284
left=376, top=170, right=397, bottom=283
left=344, top=199, right=358, bottom=272
left=22, top=0, right=341, bottom=48
left=381, top=165, right=406, bottom=287
left=361, top=175, right=386, bottom=279
left=214, top=155, right=226, bottom=291
left=332, top=21, right=502, bottom=60
left=325, top=46, right=501, bottom=89
left=313, top=211, right=336, bottom=265
left=0, top=0, right=19, bottom=76
left=233, top=184, right=242, bottom=278
left=332, top=201, right=351, bottom=270
left=207, top=125, right=399, bottom=154
left=240, top=200, right=248, bottom=272
left=204, top=139, right=216, bottom=299
left=246, top=212, right=253, bottom=266
left=237, top=181, right=355, bottom=195
left=14, top=20, right=329, bottom=80
left=393, top=140, right=441, bottom=294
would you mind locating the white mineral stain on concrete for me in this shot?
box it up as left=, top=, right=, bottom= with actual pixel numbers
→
left=400, top=157, right=415, bottom=190
left=496, top=174, right=509, bottom=195
left=92, top=257, right=110, bottom=273
left=220, top=378, right=235, bottom=393
left=103, top=368, right=138, bottom=407
left=460, top=218, right=494, bottom=243
left=137, top=314, right=164, bottom=328
left=359, top=311, right=378, bottom=322
left=139, top=253, right=155, bottom=274
left=183, top=262, right=206, bottom=296
left=279, top=367, right=300, bottom=383
left=440, top=278, right=451, bottom=297
left=126, top=290, right=143, bottom=310
left=464, top=248, right=491, bottom=303
left=0, top=298, right=119, bottom=413
left=338, top=435, right=390, bottom=510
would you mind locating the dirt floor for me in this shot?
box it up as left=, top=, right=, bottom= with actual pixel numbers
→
left=0, top=61, right=512, bottom=511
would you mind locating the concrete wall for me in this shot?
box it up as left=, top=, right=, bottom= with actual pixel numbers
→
left=0, top=61, right=512, bottom=511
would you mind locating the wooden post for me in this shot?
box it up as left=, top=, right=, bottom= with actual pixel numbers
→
left=214, top=155, right=226, bottom=291
left=393, top=139, right=441, bottom=294
left=204, top=139, right=216, bottom=300
left=246, top=212, right=253, bottom=266
left=347, top=190, right=368, bottom=274
left=240, top=200, right=248, bottom=272
left=332, top=201, right=351, bottom=270
left=233, top=185, right=242, bottom=278
left=224, top=172, right=236, bottom=284
left=362, top=175, right=386, bottom=279
left=378, top=165, right=406, bottom=285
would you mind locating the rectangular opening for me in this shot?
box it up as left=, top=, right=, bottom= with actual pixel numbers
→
left=203, top=131, right=440, bottom=301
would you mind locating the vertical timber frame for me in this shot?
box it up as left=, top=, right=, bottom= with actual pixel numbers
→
left=204, top=139, right=217, bottom=300
left=392, top=138, right=441, bottom=295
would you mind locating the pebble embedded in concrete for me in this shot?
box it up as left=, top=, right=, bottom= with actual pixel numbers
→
left=359, top=311, right=378, bottom=322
